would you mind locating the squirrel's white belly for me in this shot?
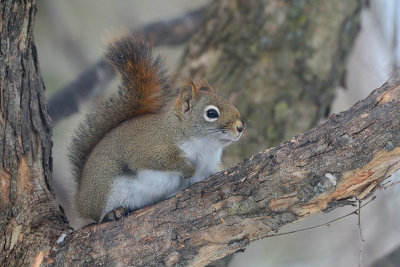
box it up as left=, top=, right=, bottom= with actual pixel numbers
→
left=102, top=138, right=223, bottom=220
left=102, top=170, right=183, bottom=220
left=102, top=167, right=216, bottom=220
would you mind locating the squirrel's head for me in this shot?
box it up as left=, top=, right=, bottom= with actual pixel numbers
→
left=174, top=81, right=245, bottom=147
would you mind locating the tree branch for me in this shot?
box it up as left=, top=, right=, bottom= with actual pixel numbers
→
left=47, top=7, right=206, bottom=124
left=51, top=70, right=400, bottom=266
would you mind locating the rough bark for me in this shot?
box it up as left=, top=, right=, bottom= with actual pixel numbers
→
left=51, top=71, right=400, bottom=266
left=178, top=0, right=364, bottom=164
left=0, top=1, right=69, bottom=266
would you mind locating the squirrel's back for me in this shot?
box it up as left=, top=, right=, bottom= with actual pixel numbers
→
left=69, top=35, right=172, bottom=184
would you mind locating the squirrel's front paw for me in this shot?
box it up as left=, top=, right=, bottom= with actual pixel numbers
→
left=181, top=160, right=195, bottom=179
left=102, top=207, right=130, bottom=222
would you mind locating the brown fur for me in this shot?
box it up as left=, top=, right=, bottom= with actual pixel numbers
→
left=70, top=35, right=245, bottom=222
left=69, top=35, right=172, bottom=186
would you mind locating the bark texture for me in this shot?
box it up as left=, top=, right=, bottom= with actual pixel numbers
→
left=52, top=71, right=400, bottom=266
left=0, top=1, right=68, bottom=266
left=178, top=0, right=364, bottom=164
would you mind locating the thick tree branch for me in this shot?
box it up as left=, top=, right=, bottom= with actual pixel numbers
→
left=47, top=7, right=205, bottom=124
left=51, top=71, right=400, bottom=266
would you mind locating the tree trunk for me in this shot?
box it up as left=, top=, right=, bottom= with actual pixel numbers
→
left=178, top=0, right=364, bottom=164
left=0, top=1, right=69, bottom=266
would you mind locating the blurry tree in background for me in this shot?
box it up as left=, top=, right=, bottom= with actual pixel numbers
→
left=44, top=0, right=364, bottom=165
left=178, top=0, right=363, bottom=164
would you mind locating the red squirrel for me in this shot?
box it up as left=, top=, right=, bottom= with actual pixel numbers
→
left=69, top=35, right=245, bottom=223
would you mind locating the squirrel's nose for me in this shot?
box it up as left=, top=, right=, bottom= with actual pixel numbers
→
left=236, top=119, right=245, bottom=133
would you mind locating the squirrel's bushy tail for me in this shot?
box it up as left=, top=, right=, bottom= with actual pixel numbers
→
left=69, top=35, right=171, bottom=183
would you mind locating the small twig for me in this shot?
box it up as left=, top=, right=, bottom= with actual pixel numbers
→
left=267, top=196, right=376, bottom=238
left=357, top=200, right=364, bottom=267
left=358, top=163, right=397, bottom=199
left=380, top=178, right=400, bottom=190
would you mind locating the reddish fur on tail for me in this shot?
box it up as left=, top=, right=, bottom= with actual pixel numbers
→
left=69, top=35, right=172, bottom=184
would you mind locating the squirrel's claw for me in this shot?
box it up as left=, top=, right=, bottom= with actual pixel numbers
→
left=102, top=207, right=131, bottom=222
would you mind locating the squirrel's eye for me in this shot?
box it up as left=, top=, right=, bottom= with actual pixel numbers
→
left=207, top=109, right=219, bottom=118
left=204, top=105, right=220, bottom=122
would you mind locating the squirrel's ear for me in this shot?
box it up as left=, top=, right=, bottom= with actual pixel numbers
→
left=176, top=83, right=198, bottom=113
left=198, top=80, right=214, bottom=92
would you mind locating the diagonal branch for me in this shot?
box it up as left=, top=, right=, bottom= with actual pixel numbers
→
left=51, top=70, right=400, bottom=266
left=47, top=7, right=206, bottom=124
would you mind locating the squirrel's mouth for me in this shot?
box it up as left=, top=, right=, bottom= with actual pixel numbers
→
left=218, top=130, right=242, bottom=145
left=219, top=138, right=233, bottom=144
left=219, top=134, right=241, bottom=144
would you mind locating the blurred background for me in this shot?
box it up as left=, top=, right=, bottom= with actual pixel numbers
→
left=34, top=0, right=400, bottom=266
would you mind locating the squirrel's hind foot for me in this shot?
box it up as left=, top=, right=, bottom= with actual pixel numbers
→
left=102, top=207, right=131, bottom=222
